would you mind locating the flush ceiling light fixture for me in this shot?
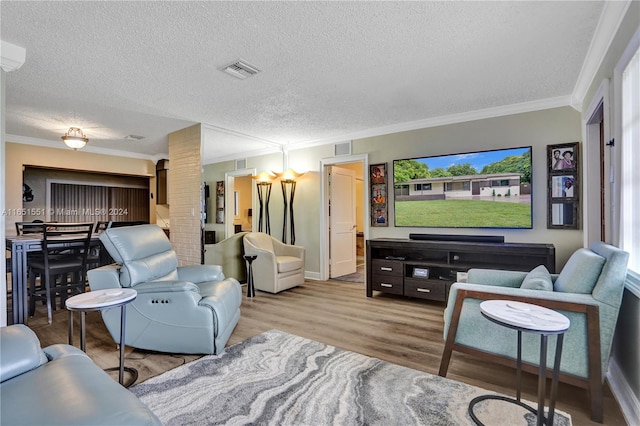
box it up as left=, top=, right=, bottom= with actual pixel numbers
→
left=61, top=127, right=89, bottom=150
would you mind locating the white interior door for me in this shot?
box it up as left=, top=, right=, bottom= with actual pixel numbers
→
left=329, top=166, right=357, bottom=278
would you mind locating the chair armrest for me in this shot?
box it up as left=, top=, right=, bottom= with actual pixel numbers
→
left=132, top=280, right=201, bottom=294
left=0, top=325, right=48, bottom=382
left=178, top=264, right=225, bottom=283
left=87, top=264, right=122, bottom=291
left=466, top=268, right=528, bottom=287
left=42, top=344, right=90, bottom=361
left=272, top=239, right=305, bottom=258
left=445, top=283, right=599, bottom=342
left=441, top=285, right=603, bottom=386
left=244, top=242, right=277, bottom=264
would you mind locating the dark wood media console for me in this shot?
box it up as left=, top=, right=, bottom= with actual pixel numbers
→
left=366, top=238, right=556, bottom=303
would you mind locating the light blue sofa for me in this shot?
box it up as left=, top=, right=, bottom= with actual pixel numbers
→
left=439, top=241, right=629, bottom=422
left=88, top=224, right=242, bottom=355
left=0, top=324, right=160, bottom=425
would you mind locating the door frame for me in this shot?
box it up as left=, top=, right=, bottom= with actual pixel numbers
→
left=319, top=153, right=369, bottom=281
left=583, top=79, right=610, bottom=246
left=224, top=168, right=256, bottom=238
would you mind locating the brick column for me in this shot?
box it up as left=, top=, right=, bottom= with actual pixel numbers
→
left=168, top=124, right=202, bottom=266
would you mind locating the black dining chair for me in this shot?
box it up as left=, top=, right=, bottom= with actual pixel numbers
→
left=28, top=223, right=94, bottom=323
left=15, top=221, right=45, bottom=235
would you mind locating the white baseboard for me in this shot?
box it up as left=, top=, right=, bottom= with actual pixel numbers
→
left=607, top=358, right=640, bottom=424
left=304, top=271, right=321, bottom=281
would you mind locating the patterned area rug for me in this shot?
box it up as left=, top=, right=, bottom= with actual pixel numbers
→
left=131, top=330, right=572, bottom=426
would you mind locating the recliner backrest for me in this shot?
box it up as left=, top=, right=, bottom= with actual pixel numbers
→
left=99, top=224, right=179, bottom=287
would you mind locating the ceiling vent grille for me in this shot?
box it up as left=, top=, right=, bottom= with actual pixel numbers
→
left=220, top=59, right=261, bottom=80
left=124, top=134, right=145, bottom=141
left=334, top=141, right=352, bottom=156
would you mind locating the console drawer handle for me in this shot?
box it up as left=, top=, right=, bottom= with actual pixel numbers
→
left=380, top=267, right=393, bottom=271
left=380, top=283, right=393, bottom=288
left=417, top=288, right=431, bottom=293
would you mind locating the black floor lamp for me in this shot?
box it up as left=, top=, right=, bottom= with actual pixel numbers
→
left=275, top=169, right=304, bottom=245
left=252, top=172, right=274, bottom=234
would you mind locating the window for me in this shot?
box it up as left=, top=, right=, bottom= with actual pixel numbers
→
left=445, top=181, right=470, bottom=191
left=491, top=179, right=510, bottom=187
left=414, top=183, right=432, bottom=191
left=619, top=45, right=640, bottom=274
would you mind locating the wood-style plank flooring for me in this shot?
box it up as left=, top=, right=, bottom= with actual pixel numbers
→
left=25, top=279, right=626, bottom=425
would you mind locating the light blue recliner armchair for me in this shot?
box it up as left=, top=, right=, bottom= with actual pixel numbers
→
left=88, top=224, right=242, bottom=355
left=439, top=241, right=629, bottom=422
left=1, top=325, right=161, bottom=425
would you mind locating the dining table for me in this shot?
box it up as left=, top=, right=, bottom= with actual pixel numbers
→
left=6, top=233, right=102, bottom=325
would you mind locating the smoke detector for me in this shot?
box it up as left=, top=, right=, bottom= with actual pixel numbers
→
left=220, top=59, right=261, bottom=80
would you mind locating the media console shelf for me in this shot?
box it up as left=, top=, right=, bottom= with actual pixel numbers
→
left=366, top=238, right=555, bottom=303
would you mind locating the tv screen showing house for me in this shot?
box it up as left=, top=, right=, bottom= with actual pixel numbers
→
left=393, top=146, right=532, bottom=229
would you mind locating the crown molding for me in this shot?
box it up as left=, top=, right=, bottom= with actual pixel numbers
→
left=202, top=144, right=283, bottom=166
left=201, top=122, right=281, bottom=147
left=5, top=134, right=160, bottom=161
left=283, top=96, right=573, bottom=154
left=0, top=40, right=26, bottom=72
left=9, top=94, right=574, bottom=167
left=571, top=0, right=632, bottom=111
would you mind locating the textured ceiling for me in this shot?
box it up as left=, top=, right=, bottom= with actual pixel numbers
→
left=1, top=1, right=606, bottom=164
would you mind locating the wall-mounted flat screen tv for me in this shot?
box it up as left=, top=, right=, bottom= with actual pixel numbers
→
left=393, top=146, right=532, bottom=229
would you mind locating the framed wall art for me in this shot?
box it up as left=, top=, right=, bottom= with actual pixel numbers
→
left=370, top=163, right=388, bottom=227
left=547, top=142, right=580, bottom=229
left=215, top=181, right=224, bottom=224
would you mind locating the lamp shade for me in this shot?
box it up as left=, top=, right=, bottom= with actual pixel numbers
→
left=61, top=127, right=89, bottom=150
left=252, top=171, right=276, bottom=183
left=274, top=168, right=305, bottom=182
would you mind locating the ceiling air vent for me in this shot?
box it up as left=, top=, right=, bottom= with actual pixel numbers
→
left=220, top=59, right=261, bottom=80
left=124, top=134, right=145, bottom=141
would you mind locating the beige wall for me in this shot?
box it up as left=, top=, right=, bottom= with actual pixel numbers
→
left=205, top=106, right=584, bottom=275
left=4, top=142, right=155, bottom=234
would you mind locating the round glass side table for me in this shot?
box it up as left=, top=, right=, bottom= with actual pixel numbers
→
left=468, top=299, right=570, bottom=426
left=66, top=288, right=138, bottom=387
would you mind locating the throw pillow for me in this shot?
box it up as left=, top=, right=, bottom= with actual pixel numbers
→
left=521, top=265, right=553, bottom=291
left=554, top=248, right=606, bottom=294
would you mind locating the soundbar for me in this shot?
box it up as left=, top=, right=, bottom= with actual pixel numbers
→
left=408, top=234, right=505, bottom=244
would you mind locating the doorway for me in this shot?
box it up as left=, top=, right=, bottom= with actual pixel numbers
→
left=584, top=80, right=610, bottom=246
left=319, top=154, right=368, bottom=282
left=224, top=169, right=256, bottom=239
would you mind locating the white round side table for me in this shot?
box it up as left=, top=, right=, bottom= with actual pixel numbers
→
left=468, top=299, right=570, bottom=426
left=66, top=288, right=137, bottom=387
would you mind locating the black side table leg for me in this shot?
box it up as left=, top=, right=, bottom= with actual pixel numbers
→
left=537, top=335, right=548, bottom=426
left=548, top=334, right=564, bottom=426
left=243, top=255, right=257, bottom=298
left=119, top=304, right=126, bottom=385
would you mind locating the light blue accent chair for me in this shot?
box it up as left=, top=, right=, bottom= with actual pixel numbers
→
left=439, top=241, right=629, bottom=423
left=87, top=224, right=242, bottom=355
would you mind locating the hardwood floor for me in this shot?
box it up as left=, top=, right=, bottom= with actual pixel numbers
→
left=26, top=279, right=626, bottom=425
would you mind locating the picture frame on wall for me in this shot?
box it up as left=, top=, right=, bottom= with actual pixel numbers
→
left=215, top=180, right=224, bottom=224
left=370, top=163, right=388, bottom=227
left=547, top=142, right=580, bottom=229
